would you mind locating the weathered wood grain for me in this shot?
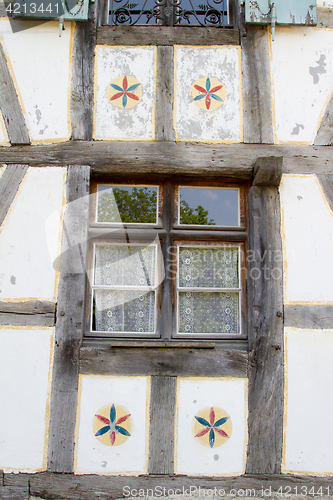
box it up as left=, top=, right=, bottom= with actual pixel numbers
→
left=242, top=26, right=273, bottom=144
left=0, top=2, right=9, bottom=17
left=0, top=300, right=55, bottom=327
left=0, top=486, right=28, bottom=500
left=317, top=174, right=333, bottom=212
left=96, top=26, right=240, bottom=46
left=284, top=304, right=333, bottom=330
left=47, top=166, right=90, bottom=473
left=0, top=44, right=29, bottom=144
left=0, top=164, right=28, bottom=227
left=317, top=6, right=333, bottom=27
left=7, top=471, right=333, bottom=500
left=79, top=347, right=248, bottom=376
left=155, top=46, right=175, bottom=141
left=246, top=185, right=284, bottom=474
left=70, top=3, right=96, bottom=141
left=315, top=94, right=333, bottom=146
left=149, top=376, right=176, bottom=474
left=0, top=142, right=332, bottom=176
left=253, top=156, right=283, bottom=186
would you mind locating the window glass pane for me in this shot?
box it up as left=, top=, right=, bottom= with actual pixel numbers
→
left=93, top=290, right=155, bottom=333
left=179, top=187, right=238, bottom=226
left=178, top=291, right=239, bottom=334
left=94, top=245, right=156, bottom=287
left=97, top=185, right=158, bottom=223
left=179, top=247, right=239, bottom=289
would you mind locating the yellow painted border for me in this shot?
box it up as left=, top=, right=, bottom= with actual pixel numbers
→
left=93, top=45, right=157, bottom=142
left=282, top=327, right=333, bottom=476
left=173, top=45, right=243, bottom=144
left=74, top=374, right=151, bottom=476
left=174, top=376, right=248, bottom=477
left=0, top=326, right=54, bottom=473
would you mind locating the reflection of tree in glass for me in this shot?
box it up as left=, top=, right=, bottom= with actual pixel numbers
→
left=98, top=187, right=157, bottom=223
left=180, top=200, right=215, bottom=225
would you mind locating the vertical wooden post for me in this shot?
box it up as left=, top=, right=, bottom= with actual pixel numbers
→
left=242, top=27, right=274, bottom=144
left=246, top=157, right=284, bottom=473
left=155, top=46, right=175, bottom=142
left=48, top=166, right=90, bottom=473
left=70, top=3, right=97, bottom=141
left=148, top=375, right=177, bottom=475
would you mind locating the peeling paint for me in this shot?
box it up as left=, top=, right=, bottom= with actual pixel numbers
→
left=309, top=54, right=327, bottom=84
left=291, top=123, right=305, bottom=135
left=10, top=276, right=15, bottom=285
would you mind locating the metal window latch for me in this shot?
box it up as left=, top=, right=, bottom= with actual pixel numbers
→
left=59, top=15, right=64, bottom=36
left=270, top=3, right=277, bottom=41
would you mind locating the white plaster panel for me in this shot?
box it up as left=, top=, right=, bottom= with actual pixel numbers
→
left=174, top=46, right=242, bottom=143
left=0, top=327, right=53, bottom=472
left=94, top=46, right=156, bottom=140
left=317, top=0, right=333, bottom=7
left=271, top=27, right=333, bottom=144
left=0, top=20, right=72, bottom=144
left=0, top=167, right=65, bottom=300
left=280, top=174, right=333, bottom=303
left=284, top=328, right=333, bottom=473
left=175, top=378, right=247, bottom=476
left=74, top=375, right=150, bottom=474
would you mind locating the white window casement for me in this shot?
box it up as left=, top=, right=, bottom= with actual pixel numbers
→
left=85, top=179, right=249, bottom=347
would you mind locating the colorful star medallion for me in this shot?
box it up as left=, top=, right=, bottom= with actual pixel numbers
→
left=93, top=404, right=132, bottom=446
left=190, top=77, right=227, bottom=111
left=107, top=75, right=142, bottom=109
left=193, top=406, right=232, bottom=448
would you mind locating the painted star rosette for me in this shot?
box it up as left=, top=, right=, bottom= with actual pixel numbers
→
left=190, top=77, right=227, bottom=111
left=93, top=404, right=132, bottom=446
left=107, top=75, right=142, bottom=109
left=193, top=406, right=232, bottom=448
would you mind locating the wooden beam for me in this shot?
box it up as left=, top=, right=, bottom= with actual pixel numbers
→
left=246, top=185, right=284, bottom=474
left=284, top=304, right=333, bottom=330
left=47, top=166, right=90, bottom=473
left=0, top=300, right=55, bottom=327
left=253, top=156, right=283, bottom=186
left=0, top=486, right=29, bottom=500
left=7, top=471, right=333, bottom=500
left=96, top=26, right=240, bottom=46
left=317, top=174, right=333, bottom=211
left=0, top=164, right=28, bottom=227
left=317, top=6, right=333, bottom=28
left=0, top=142, right=333, bottom=176
left=148, top=376, right=176, bottom=475
left=79, top=347, right=248, bottom=377
left=0, top=44, right=30, bottom=145
left=155, top=46, right=175, bottom=141
left=241, top=26, right=274, bottom=144
left=70, top=3, right=97, bottom=140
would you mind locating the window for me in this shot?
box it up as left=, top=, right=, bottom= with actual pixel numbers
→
left=85, top=179, right=248, bottom=346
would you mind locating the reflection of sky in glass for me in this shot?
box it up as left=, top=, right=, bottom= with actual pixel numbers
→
left=180, top=187, right=239, bottom=226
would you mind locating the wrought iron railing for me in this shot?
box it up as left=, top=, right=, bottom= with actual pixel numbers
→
left=101, top=0, right=230, bottom=27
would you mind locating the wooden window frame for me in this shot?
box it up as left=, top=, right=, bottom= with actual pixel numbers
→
left=84, top=177, right=249, bottom=347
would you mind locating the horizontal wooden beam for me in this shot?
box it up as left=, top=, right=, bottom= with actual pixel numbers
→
left=0, top=142, right=332, bottom=177
left=97, top=26, right=240, bottom=46
left=79, top=347, right=248, bottom=377
left=253, top=156, right=283, bottom=186
left=284, top=304, right=333, bottom=330
left=0, top=300, right=55, bottom=327
left=6, top=471, right=333, bottom=500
